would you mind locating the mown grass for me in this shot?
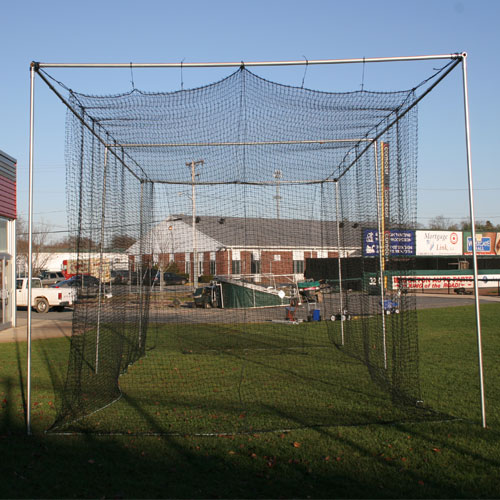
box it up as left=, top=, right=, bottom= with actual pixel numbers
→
left=53, top=316, right=431, bottom=434
left=0, top=303, right=499, bottom=498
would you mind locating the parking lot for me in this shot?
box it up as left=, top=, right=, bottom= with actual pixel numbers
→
left=14, top=289, right=500, bottom=324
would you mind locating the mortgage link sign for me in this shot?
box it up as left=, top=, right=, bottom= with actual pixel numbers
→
left=363, top=230, right=465, bottom=257
left=415, top=230, right=462, bottom=256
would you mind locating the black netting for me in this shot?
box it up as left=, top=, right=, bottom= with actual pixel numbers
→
left=46, top=66, right=439, bottom=434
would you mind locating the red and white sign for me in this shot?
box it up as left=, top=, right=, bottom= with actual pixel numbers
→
left=393, top=274, right=500, bottom=290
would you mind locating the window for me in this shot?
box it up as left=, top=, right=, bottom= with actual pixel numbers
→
left=251, top=256, right=261, bottom=274
left=231, top=260, right=241, bottom=274
left=0, top=219, right=7, bottom=252
left=210, top=260, right=216, bottom=275
left=293, top=260, right=304, bottom=274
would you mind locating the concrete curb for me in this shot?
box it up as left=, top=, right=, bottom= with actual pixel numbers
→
left=0, top=318, right=73, bottom=343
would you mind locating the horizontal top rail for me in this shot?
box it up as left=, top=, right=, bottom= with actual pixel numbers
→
left=105, top=138, right=374, bottom=148
left=33, top=53, right=465, bottom=69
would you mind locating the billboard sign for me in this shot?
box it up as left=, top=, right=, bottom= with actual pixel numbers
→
left=415, top=230, right=462, bottom=256
left=464, top=232, right=500, bottom=255
left=363, top=229, right=415, bottom=257
left=393, top=273, right=500, bottom=290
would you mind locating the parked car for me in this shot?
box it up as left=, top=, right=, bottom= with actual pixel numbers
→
left=38, top=270, right=65, bottom=287
left=16, top=277, right=75, bottom=313
left=109, top=269, right=133, bottom=285
left=52, top=275, right=109, bottom=298
left=153, top=272, right=188, bottom=286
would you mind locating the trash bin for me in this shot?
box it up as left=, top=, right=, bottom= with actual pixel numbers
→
left=312, top=309, right=321, bottom=321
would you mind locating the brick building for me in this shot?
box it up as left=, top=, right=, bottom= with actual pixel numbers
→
left=128, top=215, right=361, bottom=283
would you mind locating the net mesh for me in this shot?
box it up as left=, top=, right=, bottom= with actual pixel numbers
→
left=47, top=66, right=436, bottom=434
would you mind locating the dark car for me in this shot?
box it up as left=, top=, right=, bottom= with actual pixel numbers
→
left=153, top=272, right=188, bottom=286
left=110, top=269, right=132, bottom=285
left=52, top=275, right=105, bottom=298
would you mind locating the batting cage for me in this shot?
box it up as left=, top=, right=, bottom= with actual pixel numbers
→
left=26, top=55, right=481, bottom=434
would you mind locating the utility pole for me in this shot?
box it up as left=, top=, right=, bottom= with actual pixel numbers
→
left=274, top=169, right=283, bottom=219
left=187, top=160, right=204, bottom=290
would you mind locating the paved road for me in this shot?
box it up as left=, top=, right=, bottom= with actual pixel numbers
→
left=4, top=291, right=497, bottom=344
left=14, top=290, right=500, bottom=324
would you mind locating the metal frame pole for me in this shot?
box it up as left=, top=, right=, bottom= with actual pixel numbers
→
left=35, top=53, right=461, bottom=69
left=187, top=160, right=204, bottom=290
left=374, top=141, right=388, bottom=370
left=10, top=219, right=16, bottom=327
left=191, top=162, right=197, bottom=290
left=335, top=181, right=344, bottom=345
left=138, top=181, right=144, bottom=342
left=1, top=260, right=5, bottom=325
left=461, top=53, right=486, bottom=428
left=26, top=63, right=36, bottom=435
left=95, top=147, right=108, bottom=374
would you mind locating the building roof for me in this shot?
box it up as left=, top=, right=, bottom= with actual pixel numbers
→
left=128, top=214, right=363, bottom=256
left=170, top=215, right=361, bottom=249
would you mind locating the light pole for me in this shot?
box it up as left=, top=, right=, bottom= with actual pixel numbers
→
left=183, top=160, right=204, bottom=290
left=273, top=169, right=283, bottom=219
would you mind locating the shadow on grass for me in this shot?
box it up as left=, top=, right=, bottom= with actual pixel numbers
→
left=1, top=347, right=499, bottom=498
left=1, top=415, right=500, bottom=499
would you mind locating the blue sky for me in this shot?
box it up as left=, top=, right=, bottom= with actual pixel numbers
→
left=1, top=0, right=499, bottom=237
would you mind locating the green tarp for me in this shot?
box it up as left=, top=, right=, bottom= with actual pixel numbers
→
left=220, top=281, right=284, bottom=308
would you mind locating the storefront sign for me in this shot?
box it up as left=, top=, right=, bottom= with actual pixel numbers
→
left=464, top=232, right=500, bottom=255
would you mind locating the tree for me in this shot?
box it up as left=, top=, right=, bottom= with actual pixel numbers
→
left=460, top=219, right=500, bottom=232
left=109, top=234, right=136, bottom=250
left=428, top=215, right=458, bottom=231
left=16, top=216, right=53, bottom=276
left=49, top=234, right=98, bottom=251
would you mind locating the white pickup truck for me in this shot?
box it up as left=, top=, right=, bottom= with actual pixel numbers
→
left=16, top=277, right=76, bottom=313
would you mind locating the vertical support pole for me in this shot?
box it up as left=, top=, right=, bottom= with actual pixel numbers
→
left=138, top=181, right=144, bottom=344
left=95, top=147, right=108, bottom=374
left=461, top=53, right=486, bottom=428
left=11, top=219, right=17, bottom=328
left=374, top=141, right=388, bottom=369
left=191, top=162, right=197, bottom=290
left=1, top=260, right=5, bottom=326
left=335, top=181, right=344, bottom=345
left=274, top=169, right=282, bottom=219
left=187, top=160, right=204, bottom=290
left=26, top=63, right=36, bottom=435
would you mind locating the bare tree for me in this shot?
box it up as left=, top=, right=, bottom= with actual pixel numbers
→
left=16, top=216, right=53, bottom=276
left=108, top=234, right=136, bottom=251
left=428, top=215, right=458, bottom=230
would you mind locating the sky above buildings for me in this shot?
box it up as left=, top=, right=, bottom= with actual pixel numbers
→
left=1, top=0, right=499, bottom=239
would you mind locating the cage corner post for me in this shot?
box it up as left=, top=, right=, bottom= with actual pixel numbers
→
left=26, top=61, right=37, bottom=436
left=461, top=52, right=486, bottom=429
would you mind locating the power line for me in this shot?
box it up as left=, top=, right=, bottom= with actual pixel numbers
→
left=419, top=187, right=500, bottom=191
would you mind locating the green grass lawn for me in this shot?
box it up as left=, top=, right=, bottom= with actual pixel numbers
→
left=0, top=304, right=499, bottom=498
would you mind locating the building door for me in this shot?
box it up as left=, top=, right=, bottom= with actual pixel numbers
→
left=0, top=256, right=12, bottom=329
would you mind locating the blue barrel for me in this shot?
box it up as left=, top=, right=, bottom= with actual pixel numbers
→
left=312, top=309, right=321, bottom=321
